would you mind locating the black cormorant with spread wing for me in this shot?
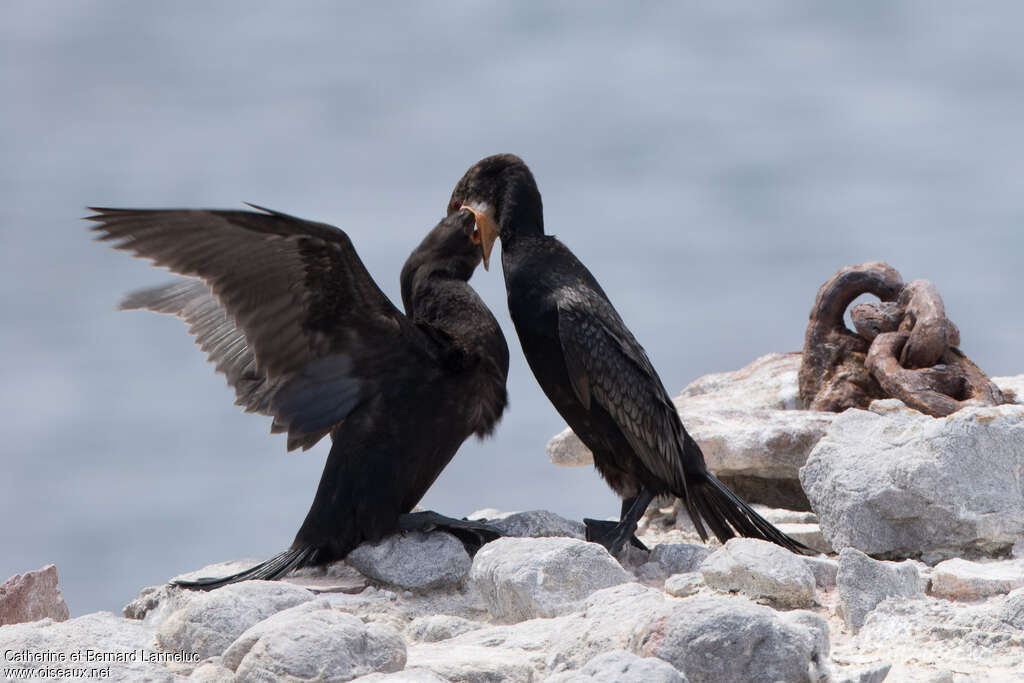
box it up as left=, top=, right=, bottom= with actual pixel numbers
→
left=448, top=154, right=810, bottom=556
left=90, top=206, right=509, bottom=588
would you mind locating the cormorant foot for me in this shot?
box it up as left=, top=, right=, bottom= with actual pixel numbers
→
left=397, top=510, right=502, bottom=556
left=583, top=518, right=649, bottom=555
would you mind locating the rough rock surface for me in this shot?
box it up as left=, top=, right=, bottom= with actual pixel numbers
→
left=641, top=595, right=830, bottom=683
left=930, top=557, right=1024, bottom=601
left=406, top=614, right=483, bottom=642
left=489, top=509, right=587, bottom=540
left=545, top=649, right=686, bottom=682
left=0, top=611, right=179, bottom=682
left=663, top=572, right=703, bottom=598
left=225, top=599, right=406, bottom=681
left=548, top=352, right=836, bottom=508
left=993, top=374, right=1023, bottom=404
left=699, top=538, right=817, bottom=608
left=837, top=548, right=922, bottom=632
left=854, top=589, right=1024, bottom=680
left=803, top=556, right=840, bottom=590
left=352, top=669, right=449, bottom=682
left=546, top=428, right=595, bottom=467
left=649, top=543, right=711, bottom=575
left=801, top=403, right=1024, bottom=559
left=346, top=531, right=471, bottom=591
left=5, top=506, right=1024, bottom=681
left=0, top=564, right=70, bottom=626
left=469, top=536, right=632, bottom=620
left=8, top=366, right=1024, bottom=683
left=155, top=580, right=315, bottom=660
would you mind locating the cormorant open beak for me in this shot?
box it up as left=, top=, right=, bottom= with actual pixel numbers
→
left=460, top=204, right=499, bottom=271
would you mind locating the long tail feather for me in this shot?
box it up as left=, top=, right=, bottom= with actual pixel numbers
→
left=172, top=547, right=317, bottom=591
left=687, top=472, right=814, bottom=555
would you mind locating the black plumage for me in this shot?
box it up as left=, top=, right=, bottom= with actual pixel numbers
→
left=449, top=154, right=811, bottom=556
left=89, top=205, right=509, bottom=588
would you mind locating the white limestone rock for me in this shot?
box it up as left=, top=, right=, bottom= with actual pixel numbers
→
left=674, top=354, right=834, bottom=493
left=545, top=649, right=686, bottom=682
left=352, top=669, right=449, bottom=682
left=406, top=614, right=484, bottom=642
left=775, top=522, right=833, bottom=554
left=649, top=543, right=711, bottom=575
left=663, top=572, right=703, bottom=598
left=469, top=536, right=632, bottom=621
left=800, top=404, right=1024, bottom=559
left=222, top=599, right=406, bottom=681
left=699, top=538, right=817, bottom=608
left=641, top=595, right=830, bottom=683
left=837, top=548, right=922, bottom=632
left=802, top=556, right=840, bottom=590
left=857, top=588, right=1024, bottom=679
left=347, top=531, right=471, bottom=591
left=0, top=611, right=181, bottom=682
left=124, top=584, right=200, bottom=629
left=407, top=637, right=546, bottom=682
left=0, top=564, right=70, bottom=626
left=546, top=583, right=673, bottom=672
left=547, top=428, right=594, bottom=467
left=155, top=580, right=315, bottom=660
left=930, top=557, right=1024, bottom=601
left=831, top=662, right=893, bottom=683
left=490, top=509, right=586, bottom=540
left=188, top=661, right=233, bottom=681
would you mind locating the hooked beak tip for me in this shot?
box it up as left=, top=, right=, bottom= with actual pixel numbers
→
left=461, top=204, right=498, bottom=272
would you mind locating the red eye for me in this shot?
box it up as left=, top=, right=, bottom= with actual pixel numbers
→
left=470, top=227, right=482, bottom=244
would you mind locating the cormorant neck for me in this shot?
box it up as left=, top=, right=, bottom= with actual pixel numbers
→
left=400, top=258, right=475, bottom=319
left=498, top=186, right=545, bottom=249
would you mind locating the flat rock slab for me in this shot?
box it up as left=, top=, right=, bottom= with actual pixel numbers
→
left=283, top=561, right=371, bottom=594
left=353, top=669, right=449, bottom=682
left=0, top=564, right=70, bottom=626
left=801, top=403, right=1024, bottom=559
left=775, top=522, right=832, bottom=554
left=406, top=642, right=539, bottom=682
left=469, top=537, right=632, bottom=621
left=930, top=557, right=1024, bottom=601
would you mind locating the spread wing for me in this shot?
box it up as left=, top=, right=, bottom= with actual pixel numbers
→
left=89, top=206, right=423, bottom=450
left=555, top=286, right=689, bottom=495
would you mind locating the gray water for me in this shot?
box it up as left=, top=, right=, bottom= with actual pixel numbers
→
left=2, top=1, right=1021, bottom=616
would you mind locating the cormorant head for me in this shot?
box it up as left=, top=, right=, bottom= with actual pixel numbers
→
left=447, top=154, right=544, bottom=265
left=401, top=209, right=486, bottom=298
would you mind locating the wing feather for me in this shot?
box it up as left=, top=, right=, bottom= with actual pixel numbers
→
left=555, top=286, right=688, bottom=494
left=94, top=207, right=426, bottom=451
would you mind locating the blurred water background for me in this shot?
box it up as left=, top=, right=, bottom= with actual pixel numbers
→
left=2, top=1, right=1022, bottom=615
